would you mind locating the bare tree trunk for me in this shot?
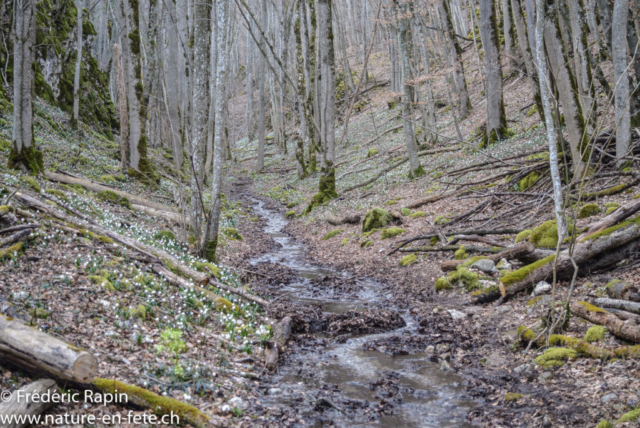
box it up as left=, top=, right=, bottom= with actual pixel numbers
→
left=9, top=0, right=42, bottom=174
left=502, top=0, right=514, bottom=66
left=612, top=0, right=630, bottom=167
left=536, top=0, right=566, bottom=237
left=114, top=44, right=130, bottom=172
left=72, top=0, right=84, bottom=129
left=246, top=25, right=255, bottom=142
left=568, top=0, right=596, bottom=133
left=255, top=0, right=267, bottom=172
left=203, top=0, right=230, bottom=262
left=479, top=0, right=507, bottom=146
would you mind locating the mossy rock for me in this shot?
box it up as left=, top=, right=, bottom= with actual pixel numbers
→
left=100, top=174, right=116, bottom=183
left=193, top=262, right=221, bottom=278
left=578, top=203, right=601, bottom=219
left=0, top=242, right=24, bottom=260
left=97, top=190, right=132, bottom=210
left=286, top=210, right=296, bottom=218
left=517, top=171, right=541, bottom=191
left=529, top=220, right=576, bottom=249
left=341, top=238, right=349, bottom=246
left=504, top=393, right=522, bottom=402
left=454, top=246, right=468, bottom=260
left=115, top=174, right=127, bottom=182
left=286, top=202, right=297, bottom=208
left=401, top=208, right=411, bottom=216
left=22, top=176, right=41, bottom=193
left=363, top=208, right=393, bottom=232
left=154, top=230, right=177, bottom=242
left=399, top=254, right=417, bottom=266
left=384, top=199, right=398, bottom=206
left=584, top=325, right=606, bottom=343
left=128, top=304, right=147, bottom=320
left=605, top=202, right=620, bottom=215
left=534, top=347, right=577, bottom=368
left=89, top=275, right=115, bottom=292
left=514, top=230, right=531, bottom=244
left=117, top=279, right=133, bottom=291
left=616, top=409, right=640, bottom=424
left=367, top=148, right=379, bottom=157
left=448, top=265, right=479, bottom=291
left=323, top=229, right=344, bottom=240
left=223, top=228, right=243, bottom=240
left=381, top=227, right=404, bottom=239
left=360, top=239, right=373, bottom=248
left=435, top=276, right=451, bottom=291
left=409, top=211, right=426, bottom=218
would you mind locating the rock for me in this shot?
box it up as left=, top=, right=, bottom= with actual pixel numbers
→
left=228, top=396, right=248, bottom=410
left=471, top=259, right=496, bottom=273
left=532, top=281, right=552, bottom=296
left=540, top=371, right=553, bottom=381
left=220, top=404, right=231, bottom=413
left=12, top=291, right=28, bottom=301
left=487, top=352, right=508, bottom=367
left=433, top=306, right=444, bottom=315
left=513, top=364, right=529, bottom=374
left=447, top=309, right=467, bottom=320
left=479, top=280, right=498, bottom=289
left=526, top=295, right=553, bottom=314
left=268, top=388, right=282, bottom=396
left=440, top=359, right=454, bottom=372
left=425, top=345, right=435, bottom=355
left=601, top=393, right=618, bottom=404
left=496, top=258, right=512, bottom=270
left=436, top=343, right=450, bottom=354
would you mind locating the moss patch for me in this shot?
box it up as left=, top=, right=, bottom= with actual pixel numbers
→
left=434, top=215, right=451, bottom=225
left=22, top=176, right=41, bottom=193
left=381, top=227, right=404, bottom=239
left=0, top=243, right=24, bottom=260
left=89, top=275, right=115, bottom=292
left=454, top=246, right=468, bottom=260
left=399, top=254, right=417, bottom=266
left=584, top=325, right=606, bottom=343
left=616, top=409, right=640, bottom=424
left=286, top=210, right=296, bottom=218
left=534, top=347, right=577, bottom=368
left=154, top=230, right=177, bottom=242
left=517, top=171, right=541, bottom=191
left=323, top=229, right=344, bottom=240
left=223, top=228, right=243, bottom=240
left=97, top=190, right=132, bottom=210
left=435, top=276, right=451, bottom=291
left=45, top=188, right=68, bottom=201
left=504, top=393, right=522, bottom=402
left=409, top=211, right=426, bottom=218
left=193, top=262, right=221, bottom=278
left=515, top=230, right=531, bottom=243
left=341, top=238, right=349, bottom=246
left=360, top=240, right=373, bottom=248
left=448, top=265, right=479, bottom=291
left=578, top=203, right=601, bottom=219
left=362, top=208, right=393, bottom=232
left=530, top=220, right=559, bottom=248
left=401, top=208, right=411, bottom=216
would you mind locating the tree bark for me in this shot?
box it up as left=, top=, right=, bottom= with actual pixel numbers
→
left=0, top=314, right=97, bottom=383
left=72, top=0, right=84, bottom=128
left=612, top=0, right=631, bottom=166
left=0, top=380, right=58, bottom=428
left=113, top=44, right=130, bottom=172
left=594, top=298, right=640, bottom=315
left=572, top=301, right=640, bottom=343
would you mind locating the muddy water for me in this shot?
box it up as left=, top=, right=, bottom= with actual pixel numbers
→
left=250, top=199, right=476, bottom=427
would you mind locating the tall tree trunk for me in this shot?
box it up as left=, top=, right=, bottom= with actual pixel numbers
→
left=189, top=0, right=212, bottom=238
left=255, top=0, right=267, bottom=172
left=395, top=0, right=423, bottom=178
left=295, top=3, right=309, bottom=179
left=203, top=0, right=230, bottom=262
left=9, top=0, right=42, bottom=174
left=72, top=0, right=84, bottom=129
left=502, top=0, right=514, bottom=66
left=164, top=0, right=183, bottom=169
left=479, top=0, right=507, bottom=146
left=436, top=0, right=471, bottom=118
left=511, top=0, right=544, bottom=121
left=535, top=0, right=567, bottom=238
left=114, top=44, right=130, bottom=172
left=245, top=26, right=255, bottom=142
left=612, top=0, right=630, bottom=166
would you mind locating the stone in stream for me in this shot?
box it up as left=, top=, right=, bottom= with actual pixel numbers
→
left=471, top=259, right=496, bottom=273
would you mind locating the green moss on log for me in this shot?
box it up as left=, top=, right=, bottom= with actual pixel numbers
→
left=534, top=347, right=577, bottom=368
left=435, top=276, right=451, bottom=291
left=286, top=210, right=296, bottom=218
left=223, top=228, right=243, bottom=241
left=584, top=325, right=606, bottom=343
left=500, top=255, right=556, bottom=287
left=409, top=211, right=426, bottom=218
left=616, top=409, right=640, bottom=424
left=454, top=246, right=468, bottom=260
left=22, top=176, right=41, bottom=193
left=518, top=171, right=541, bottom=191
left=514, top=230, right=531, bottom=243
left=193, top=261, right=221, bottom=278
left=530, top=220, right=558, bottom=248
left=582, top=216, right=640, bottom=242
left=0, top=243, right=24, bottom=260
left=97, top=190, right=132, bottom=210
left=323, top=229, right=344, bottom=240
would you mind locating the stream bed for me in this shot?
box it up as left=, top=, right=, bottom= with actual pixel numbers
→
left=249, top=198, right=477, bottom=427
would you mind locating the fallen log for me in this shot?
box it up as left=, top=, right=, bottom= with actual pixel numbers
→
left=517, top=327, right=613, bottom=359
left=593, top=298, right=640, bottom=315
left=13, top=191, right=268, bottom=308
left=389, top=228, right=521, bottom=255
left=92, top=378, right=226, bottom=428
left=325, top=213, right=361, bottom=226
left=448, top=233, right=506, bottom=247
left=603, top=307, right=640, bottom=321
left=605, top=281, right=640, bottom=301
left=131, top=203, right=186, bottom=225
left=496, top=216, right=640, bottom=302
left=0, top=223, right=41, bottom=235
left=0, top=229, right=31, bottom=247
left=578, top=199, right=640, bottom=240
left=404, top=192, right=455, bottom=209
left=441, top=242, right=535, bottom=272
left=265, top=316, right=292, bottom=372
left=44, top=171, right=176, bottom=213
left=399, top=245, right=503, bottom=254
left=0, top=314, right=97, bottom=383
left=572, top=301, right=640, bottom=343
left=0, top=379, right=58, bottom=428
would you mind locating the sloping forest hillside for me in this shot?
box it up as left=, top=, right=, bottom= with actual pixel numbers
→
left=1, top=0, right=640, bottom=426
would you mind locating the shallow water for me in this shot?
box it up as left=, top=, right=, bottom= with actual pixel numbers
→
left=249, top=198, right=476, bottom=427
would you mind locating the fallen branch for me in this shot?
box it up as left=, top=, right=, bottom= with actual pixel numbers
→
left=0, top=314, right=97, bottom=383
left=389, top=228, right=521, bottom=255
left=0, top=379, right=58, bottom=428
left=593, top=298, right=640, bottom=315
left=325, top=213, right=361, bottom=226
left=572, top=301, right=640, bottom=343
left=265, top=316, right=292, bottom=372
left=578, top=199, right=640, bottom=240
left=404, top=191, right=455, bottom=209
left=399, top=245, right=502, bottom=254
left=0, top=223, right=41, bottom=235
left=0, top=229, right=31, bottom=247
left=447, top=233, right=506, bottom=247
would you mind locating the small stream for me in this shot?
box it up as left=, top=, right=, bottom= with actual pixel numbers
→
left=249, top=198, right=476, bottom=427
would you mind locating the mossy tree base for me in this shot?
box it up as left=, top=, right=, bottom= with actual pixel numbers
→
left=8, top=145, right=44, bottom=174
left=303, top=167, right=337, bottom=215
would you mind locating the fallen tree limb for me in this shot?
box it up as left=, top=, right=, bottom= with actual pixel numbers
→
left=602, top=307, right=640, bottom=321
left=581, top=175, right=640, bottom=200
left=572, top=301, right=640, bottom=343
left=0, top=223, right=41, bottom=235
left=404, top=191, right=456, bottom=209
left=0, top=229, right=31, bottom=248
left=441, top=242, right=535, bottom=272
left=399, top=245, right=502, bottom=254
left=0, top=379, right=58, bottom=428
left=606, top=281, right=640, bottom=301
left=92, top=378, right=226, bottom=427
left=325, top=213, right=361, bottom=226
left=0, top=314, right=97, bottom=383
left=131, top=203, right=186, bottom=225
left=517, top=327, right=613, bottom=359
left=447, top=233, right=506, bottom=247
left=13, top=191, right=270, bottom=308
left=44, top=171, right=176, bottom=213
left=389, top=228, right=521, bottom=255
left=578, top=199, right=640, bottom=240
left=593, top=298, right=640, bottom=315
left=265, top=316, right=292, bottom=372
